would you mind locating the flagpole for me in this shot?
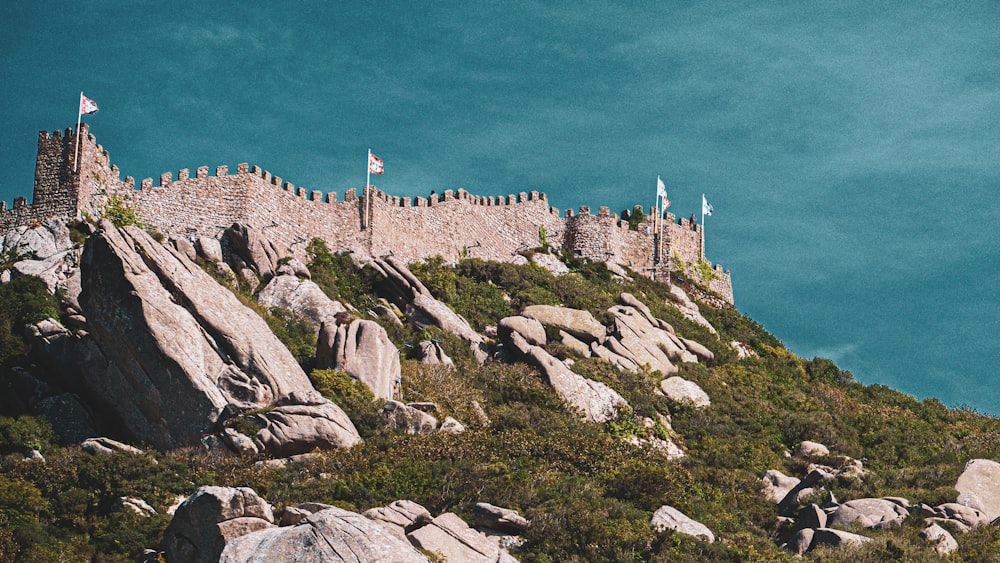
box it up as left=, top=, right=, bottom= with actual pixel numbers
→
left=365, top=149, right=371, bottom=229
left=656, top=176, right=663, bottom=265
left=700, top=193, right=706, bottom=262
left=74, top=92, right=83, bottom=173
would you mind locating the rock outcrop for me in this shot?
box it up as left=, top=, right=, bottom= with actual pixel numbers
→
left=220, top=506, right=430, bottom=563
left=660, top=376, right=711, bottom=408
left=827, top=498, right=908, bottom=530
left=408, top=512, right=518, bottom=563
left=809, top=528, right=872, bottom=549
left=81, top=436, right=144, bottom=456
left=521, top=304, right=606, bottom=344
left=316, top=319, right=401, bottom=400
left=795, top=440, right=830, bottom=458
left=498, top=316, right=547, bottom=347
left=668, top=285, right=717, bottom=334
left=257, top=274, right=345, bottom=330
left=418, top=340, right=454, bottom=367
left=921, top=522, right=958, bottom=554
left=370, top=257, right=489, bottom=363
left=222, top=223, right=280, bottom=282
left=955, top=458, right=1000, bottom=521
left=381, top=401, right=439, bottom=435
left=38, top=221, right=360, bottom=454
left=506, top=331, right=626, bottom=423
left=363, top=500, right=434, bottom=540
left=251, top=392, right=362, bottom=456
left=0, top=218, right=81, bottom=293
left=650, top=505, right=714, bottom=542
left=761, top=470, right=801, bottom=504
left=474, top=503, right=531, bottom=535
left=920, top=502, right=991, bottom=531
left=159, top=486, right=275, bottom=563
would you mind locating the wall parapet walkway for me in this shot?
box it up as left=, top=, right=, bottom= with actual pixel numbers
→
left=0, top=125, right=733, bottom=305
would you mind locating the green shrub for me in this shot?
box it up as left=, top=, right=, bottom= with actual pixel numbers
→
left=263, top=308, right=316, bottom=370
left=100, top=195, right=144, bottom=228
left=306, top=238, right=377, bottom=308
left=310, top=369, right=382, bottom=434
left=0, top=276, right=59, bottom=368
left=0, top=416, right=55, bottom=454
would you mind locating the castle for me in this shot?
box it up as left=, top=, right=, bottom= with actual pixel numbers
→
left=1, top=125, right=733, bottom=304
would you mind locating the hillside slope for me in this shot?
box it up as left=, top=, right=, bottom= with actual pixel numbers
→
left=0, top=219, right=999, bottom=561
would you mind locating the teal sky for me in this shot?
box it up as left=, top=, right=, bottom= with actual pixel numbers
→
left=3, top=2, right=999, bottom=414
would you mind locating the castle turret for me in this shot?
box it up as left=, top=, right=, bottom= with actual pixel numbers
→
left=32, top=126, right=81, bottom=218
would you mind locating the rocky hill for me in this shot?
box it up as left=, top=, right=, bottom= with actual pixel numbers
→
left=1, top=217, right=999, bottom=562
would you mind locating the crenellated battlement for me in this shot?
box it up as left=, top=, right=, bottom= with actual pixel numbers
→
left=0, top=126, right=733, bottom=304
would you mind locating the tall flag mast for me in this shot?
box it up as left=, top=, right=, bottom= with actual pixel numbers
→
left=701, top=193, right=713, bottom=261
left=74, top=92, right=99, bottom=172
left=655, top=176, right=670, bottom=262
left=365, top=149, right=384, bottom=229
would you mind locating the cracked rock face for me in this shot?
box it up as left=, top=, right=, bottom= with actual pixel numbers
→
left=70, top=221, right=359, bottom=452
left=955, top=458, right=1000, bottom=521
left=159, top=486, right=275, bottom=563
left=316, top=318, right=401, bottom=401
left=220, top=506, right=431, bottom=563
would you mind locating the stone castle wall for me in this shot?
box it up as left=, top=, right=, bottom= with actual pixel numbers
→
left=0, top=125, right=733, bottom=304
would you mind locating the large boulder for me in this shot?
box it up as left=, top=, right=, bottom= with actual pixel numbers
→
left=955, top=458, right=1000, bottom=521
left=381, top=401, right=439, bottom=435
left=667, top=286, right=717, bottom=334
left=257, top=274, right=345, bottom=330
left=786, top=528, right=814, bottom=555
left=69, top=221, right=359, bottom=452
left=251, top=393, right=362, bottom=456
left=159, top=486, right=274, bottom=563
left=222, top=223, right=279, bottom=280
left=474, top=503, right=530, bottom=535
left=1, top=218, right=80, bottom=293
left=607, top=305, right=678, bottom=375
left=660, top=376, right=710, bottom=408
left=316, top=319, right=400, bottom=400
left=418, top=340, right=454, bottom=367
left=407, top=512, right=518, bottom=563
left=363, top=500, right=434, bottom=540
left=922, top=502, right=991, bottom=530
left=529, top=252, right=569, bottom=276
left=650, top=505, right=714, bottom=542
left=498, top=316, right=546, bottom=347
left=827, top=498, right=908, bottom=530
left=1, top=218, right=73, bottom=259
left=509, top=331, right=626, bottom=423
left=220, top=506, right=430, bottom=563
left=521, top=304, right=606, bottom=344
left=761, top=470, right=801, bottom=504
left=796, top=440, right=830, bottom=458
left=196, top=236, right=224, bottom=264
left=369, top=258, right=489, bottom=363
left=810, top=528, right=872, bottom=549
left=921, top=522, right=958, bottom=554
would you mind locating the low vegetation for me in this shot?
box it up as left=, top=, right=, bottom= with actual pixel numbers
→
left=1, top=244, right=999, bottom=561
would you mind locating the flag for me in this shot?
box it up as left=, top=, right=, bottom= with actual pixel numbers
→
left=80, top=94, right=99, bottom=115
left=702, top=194, right=713, bottom=217
left=368, top=152, right=384, bottom=175
left=657, top=176, right=670, bottom=208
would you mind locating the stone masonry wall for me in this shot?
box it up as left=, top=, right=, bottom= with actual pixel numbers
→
left=367, top=188, right=565, bottom=264
left=0, top=126, right=734, bottom=304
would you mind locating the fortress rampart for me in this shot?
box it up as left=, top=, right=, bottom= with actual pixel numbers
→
left=2, top=125, right=733, bottom=304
